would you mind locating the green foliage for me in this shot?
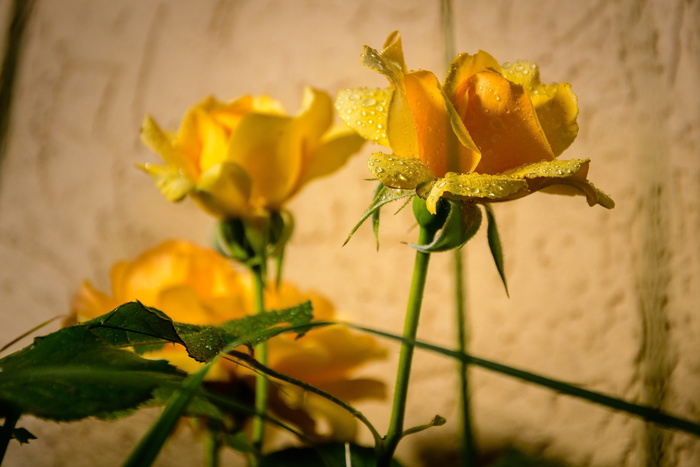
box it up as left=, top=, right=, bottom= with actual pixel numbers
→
left=214, top=210, right=295, bottom=282
left=410, top=199, right=482, bottom=253
left=484, top=204, right=509, bottom=296
left=0, top=326, right=184, bottom=421
left=84, top=300, right=313, bottom=363
left=345, top=183, right=414, bottom=247
left=261, top=443, right=404, bottom=467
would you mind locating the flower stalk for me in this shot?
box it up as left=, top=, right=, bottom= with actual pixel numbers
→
left=454, top=249, right=476, bottom=466
left=249, top=263, right=268, bottom=462
left=379, top=221, right=437, bottom=466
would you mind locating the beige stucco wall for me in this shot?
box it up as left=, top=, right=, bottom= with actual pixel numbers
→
left=1, top=0, right=699, bottom=465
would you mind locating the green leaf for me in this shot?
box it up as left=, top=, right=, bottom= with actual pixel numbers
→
left=344, top=183, right=414, bottom=247
left=84, top=300, right=313, bottom=363
left=221, top=301, right=313, bottom=348
left=11, top=427, right=36, bottom=445
left=261, top=443, right=404, bottom=467
left=410, top=200, right=482, bottom=253
left=0, top=326, right=184, bottom=421
left=484, top=205, right=509, bottom=296
left=124, top=366, right=211, bottom=467
left=82, top=301, right=185, bottom=348
left=332, top=321, right=700, bottom=438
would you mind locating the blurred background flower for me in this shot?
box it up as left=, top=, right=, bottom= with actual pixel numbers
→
left=69, top=240, right=386, bottom=442
left=141, top=88, right=365, bottom=219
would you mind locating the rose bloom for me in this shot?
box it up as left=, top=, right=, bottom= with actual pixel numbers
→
left=69, top=240, right=386, bottom=441
left=336, top=31, right=614, bottom=214
left=141, top=87, right=365, bottom=219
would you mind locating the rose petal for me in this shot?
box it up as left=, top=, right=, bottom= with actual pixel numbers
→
left=426, top=172, right=528, bottom=214
left=293, top=125, right=365, bottom=196
left=335, top=87, right=391, bottom=146
left=367, top=153, right=434, bottom=190
left=465, top=70, right=555, bottom=174
left=404, top=70, right=480, bottom=176
left=140, top=115, right=198, bottom=180
left=138, top=162, right=194, bottom=202
left=194, top=161, right=252, bottom=218
left=501, top=60, right=579, bottom=156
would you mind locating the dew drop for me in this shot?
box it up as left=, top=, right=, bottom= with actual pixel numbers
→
left=375, top=167, right=384, bottom=173
left=362, top=97, right=377, bottom=106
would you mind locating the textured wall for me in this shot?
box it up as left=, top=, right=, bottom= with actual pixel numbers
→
left=1, top=0, right=699, bottom=466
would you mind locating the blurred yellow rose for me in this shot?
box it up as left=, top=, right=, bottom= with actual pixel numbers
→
left=70, top=240, right=386, bottom=441
left=336, top=31, right=614, bottom=214
left=140, top=87, right=365, bottom=219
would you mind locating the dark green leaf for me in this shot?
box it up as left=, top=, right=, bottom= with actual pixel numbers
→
left=484, top=205, right=509, bottom=296
left=345, top=183, right=414, bottom=247
left=84, top=300, right=314, bottom=363
left=0, top=326, right=184, bottom=421
left=83, top=301, right=184, bottom=348
left=335, top=321, right=700, bottom=438
left=410, top=200, right=482, bottom=253
left=221, top=301, right=313, bottom=348
left=261, top=443, right=403, bottom=467
left=11, top=427, right=36, bottom=444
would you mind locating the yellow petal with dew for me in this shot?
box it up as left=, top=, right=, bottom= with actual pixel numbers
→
left=367, top=153, right=434, bottom=191
left=140, top=115, right=198, bottom=181
left=194, top=161, right=252, bottom=218
left=361, top=33, right=418, bottom=158
left=426, top=172, right=528, bottom=214
left=504, top=158, right=615, bottom=208
left=465, top=70, right=555, bottom=174
left=501, top=60, right=579, bottom=156
left=335, top=87, right=391, bottom=147
left=403, top=69, right=480, bottom=176
left=137, top=162, right=194, bottom=202
left=361, top=30, right=407, bottom=78
left=444, top=50, right=502, bottom=105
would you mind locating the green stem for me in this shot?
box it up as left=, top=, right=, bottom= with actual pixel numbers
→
left=454, top=250, right=476, bottom=466
left=0, top=409, right=20, bottom=463
left=378, top=225, right=436, bottom=466
left=249, top=264, right=268, bottom=465
left=204, top=424, right=221, bottom=467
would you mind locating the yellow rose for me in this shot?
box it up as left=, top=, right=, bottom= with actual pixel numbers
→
left=140, top=88, right=365, bottom=219
left=336, top=31, right=614, bottom=213
left=70, top=240, right=386, bottom=441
